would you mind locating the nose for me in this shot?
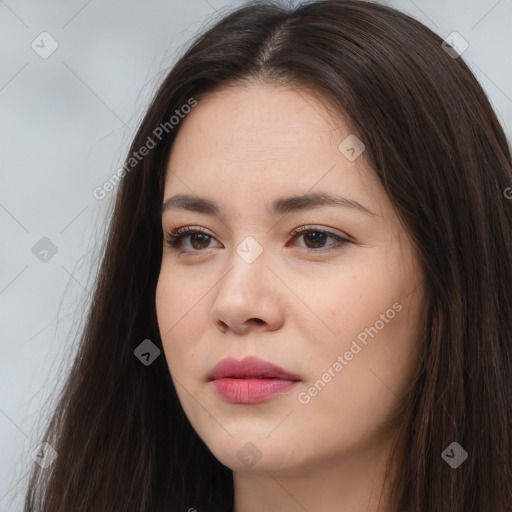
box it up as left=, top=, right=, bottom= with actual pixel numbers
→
left=209, top=249, right=284, bottom=335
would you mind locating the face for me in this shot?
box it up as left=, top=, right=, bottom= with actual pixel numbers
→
left=155, top=82, right=425, bottom=476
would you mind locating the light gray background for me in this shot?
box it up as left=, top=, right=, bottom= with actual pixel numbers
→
left=1, top=0, right=511, bottom=510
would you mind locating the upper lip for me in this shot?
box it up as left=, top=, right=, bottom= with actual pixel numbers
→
left=209, top=356, right=301, bottom=381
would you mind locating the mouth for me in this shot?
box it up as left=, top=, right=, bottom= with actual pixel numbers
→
left=209, top=356, right=301, bottom=404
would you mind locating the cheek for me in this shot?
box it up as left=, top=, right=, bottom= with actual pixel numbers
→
left=155, top=262, right=206, bottom=333
left=312, top=262, right=399, bottom=346
left=155, top=271, right=203, bottom=375
left=297, top=296, right=422, bottom=451
left=304, top=256, right=423, bottom=398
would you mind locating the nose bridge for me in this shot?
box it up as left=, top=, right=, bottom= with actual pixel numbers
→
left=219, top=234, right=267, bottom=301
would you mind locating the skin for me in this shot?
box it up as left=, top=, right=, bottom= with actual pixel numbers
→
left=155, top=81, right=426, bottom=512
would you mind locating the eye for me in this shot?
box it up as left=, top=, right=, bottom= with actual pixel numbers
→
left=164, top=226, right=219, bottom=252
left=288, top=226, right=351, bottom=252
left=164, top=225, right=351, bottom=254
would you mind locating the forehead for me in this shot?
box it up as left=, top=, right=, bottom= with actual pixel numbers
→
left=163, top=82, right=384, bottom=215
left=170, top=82, right=344, bottom=155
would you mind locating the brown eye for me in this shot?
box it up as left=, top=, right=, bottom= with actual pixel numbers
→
left=302, top=231, right=328, bottom=249
left=165, top=227, right=217, bottom=252
left=164, top=225, right=350, bottom=254
left=290, top=227, right=350, bottom=252
left=188, top=233, right=212, bottom=250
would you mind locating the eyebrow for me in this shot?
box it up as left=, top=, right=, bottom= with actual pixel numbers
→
left=161, top=192, right=375, bottom=217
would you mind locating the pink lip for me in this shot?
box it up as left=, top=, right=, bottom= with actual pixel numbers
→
left=209, top=356, right=301, bottom=404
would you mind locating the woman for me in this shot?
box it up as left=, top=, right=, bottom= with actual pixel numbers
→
left=23, top=1, right=512, bottom=511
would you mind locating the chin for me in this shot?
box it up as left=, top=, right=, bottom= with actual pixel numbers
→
left=203, top=434, right=304, bottom=474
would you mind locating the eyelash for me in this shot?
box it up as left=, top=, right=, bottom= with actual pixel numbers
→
left=164, top=225, right=350, bottom=254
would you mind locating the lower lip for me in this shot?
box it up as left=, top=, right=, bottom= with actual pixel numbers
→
left=211, top=378, right=299, bottom=404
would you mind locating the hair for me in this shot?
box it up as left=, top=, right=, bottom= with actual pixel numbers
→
left=22, top=0, right=512, bottom=511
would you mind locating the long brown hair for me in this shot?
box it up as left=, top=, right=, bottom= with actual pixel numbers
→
left=23, top=1, right=512, bottom=510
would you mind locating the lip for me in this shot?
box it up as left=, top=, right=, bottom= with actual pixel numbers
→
left=209, top=356, right=301, bottom=404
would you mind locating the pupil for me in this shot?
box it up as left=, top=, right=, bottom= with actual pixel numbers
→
left=192, top=234, right=210, bottom=249
left=305, top=231, right=326, bottom=248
